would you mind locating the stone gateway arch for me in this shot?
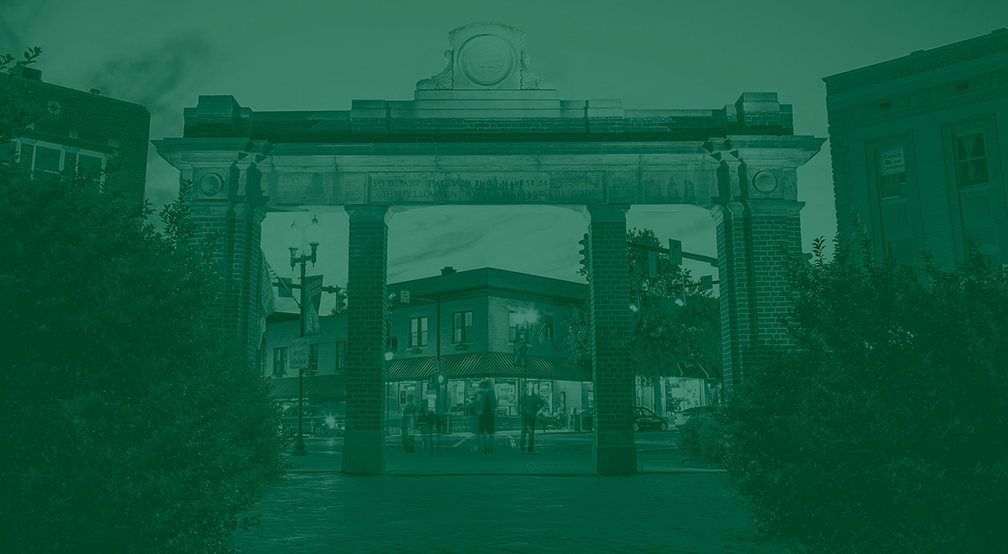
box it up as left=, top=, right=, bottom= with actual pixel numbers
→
left=154, top=22, right=823, bottom=475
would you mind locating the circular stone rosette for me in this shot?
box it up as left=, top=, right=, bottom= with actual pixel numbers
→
left=198, top=173, right=224, bottom=196
left=752, top=171, right=778, bottom=193
left=458, top=34, right=514, bottom=86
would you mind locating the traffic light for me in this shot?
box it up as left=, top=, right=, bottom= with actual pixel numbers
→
left=578, top=233, right=589, bottom=271
left=668, top=239, right=682, bottom=267
left=334, top=285, right=347, bottom=314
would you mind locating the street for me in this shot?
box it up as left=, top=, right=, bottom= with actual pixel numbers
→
left=286, top=429, right=721, bottom=475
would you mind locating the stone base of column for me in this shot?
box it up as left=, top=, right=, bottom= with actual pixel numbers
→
left=340, top=430, right=385, bottom=475
left=594, top=430, right=637, bottom=475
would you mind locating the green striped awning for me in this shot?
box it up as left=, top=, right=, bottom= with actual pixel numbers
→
left=387, top=356, right=438, bottom=381
left=269, top=373, right=346, bottom=401
left=386, top=352, right=591, bottom=382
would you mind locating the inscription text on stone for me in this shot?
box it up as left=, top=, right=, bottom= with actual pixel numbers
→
left=367, top=172, right=604, bottom=204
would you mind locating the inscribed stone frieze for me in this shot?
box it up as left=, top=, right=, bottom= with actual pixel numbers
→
left=366, top=172, right=604, bottom=204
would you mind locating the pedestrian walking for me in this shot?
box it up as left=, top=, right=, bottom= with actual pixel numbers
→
left=520, top=384, right=546, bottom=452
left=476, top=379, right=497, bottom=453
left=401, top=394, right=417, bottom=453
left=418, top=407, right=435, bottom=453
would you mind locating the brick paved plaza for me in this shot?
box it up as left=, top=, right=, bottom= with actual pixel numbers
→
left=233, top=432, right=794, bottom=554
left=233, top=471, right=793, bottom=554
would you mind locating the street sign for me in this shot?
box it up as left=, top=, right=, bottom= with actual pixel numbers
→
left=400, top=290, right=410, bottom=303
left=700, top=275, right=713, bottom=291
left=290, top=337, right=309, bottom=369
left=668, top=239, right=682, bottom=266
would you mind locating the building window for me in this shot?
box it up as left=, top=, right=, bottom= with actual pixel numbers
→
left=335, top=341, right=346, bottom=371
left=877, top=147, right=906, bottom=199
left=409, top=316, right=428, bottom=347
left=77, top=153, right=104, bottom=183
left=33, top=145, right=62, bottom=174
left=955, top=132, right=989, bottom=188
left=452, top=311, right=472, bottom=343
left=309, top=344, right=319, bottom=374
left=273, top=347, right=288, bottom=377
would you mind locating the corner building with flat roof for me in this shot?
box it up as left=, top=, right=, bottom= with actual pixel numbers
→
left=824, top=29, right=1008, bottom=269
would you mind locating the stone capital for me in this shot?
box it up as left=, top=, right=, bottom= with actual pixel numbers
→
left=345, top=205, right=393, bottom=224
left=582, top=204, right=629, bottom=224
left=746, top=199, right=805, bottom=217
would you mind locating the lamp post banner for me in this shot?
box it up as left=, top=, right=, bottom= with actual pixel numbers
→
left=305, top=275, right=324, bottom=335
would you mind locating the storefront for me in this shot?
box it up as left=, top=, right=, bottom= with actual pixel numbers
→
left=386, top=352, right=593, bottom=432
left=634, top=360, right=723, bottom=417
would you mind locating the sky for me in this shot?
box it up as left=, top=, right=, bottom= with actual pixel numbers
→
left=4, top=0, right=1006, bottom=313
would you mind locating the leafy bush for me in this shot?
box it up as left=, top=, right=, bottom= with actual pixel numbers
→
left=0, top=51, right=288, bottom=553
left=722, top=235, right=1008, bottom=553
left=678, top=414, right=730, bottom=465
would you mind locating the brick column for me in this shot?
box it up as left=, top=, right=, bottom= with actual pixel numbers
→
left=712, top=199, right=803, bottom=388
left=341, top=205, right=390, bottom=475
left=584, top=204, right=637, bottom=476
left=189, top=187, right=265, bottom=359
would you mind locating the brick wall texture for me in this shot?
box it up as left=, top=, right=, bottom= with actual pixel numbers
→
left=344, top=207, right=389, bottom=432
left=189, top=192, right=266, bottom=360
left=714, top=200, right=803, bottom=388
left=586, top=207, right=635, bottom=434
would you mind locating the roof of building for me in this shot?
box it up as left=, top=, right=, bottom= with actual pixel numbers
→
left=823, top=28, right=1008, bottom=94
left=180, top=90, right=796, bottom=143
left=389, top=267, right=587, bottom=303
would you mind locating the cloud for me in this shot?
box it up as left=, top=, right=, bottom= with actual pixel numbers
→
left=85, top=31, right=227, bottom=135
left=0, top=0, right=51, bottom=56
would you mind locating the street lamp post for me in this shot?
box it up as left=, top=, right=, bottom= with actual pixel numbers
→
left=285, top=215, right=322, bottom=457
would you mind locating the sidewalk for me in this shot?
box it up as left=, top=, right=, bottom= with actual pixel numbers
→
left=233, top=471, right=793, bottom=554
left=288, top=448, right=722, bottom=475
left=288, top=437, right=721, bottom=475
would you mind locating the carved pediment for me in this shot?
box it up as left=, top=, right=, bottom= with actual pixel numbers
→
left=416, top=22, right=556, bottom=91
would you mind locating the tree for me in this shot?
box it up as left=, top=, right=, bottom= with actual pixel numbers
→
left=566, top=228, right=721, bottom=384
left=722, top=231, right=1008, bottom=553
left=0, top=50, right=288, bottom=554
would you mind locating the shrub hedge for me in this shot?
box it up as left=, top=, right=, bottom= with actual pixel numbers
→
left=720, top=236, right=1008, bottom=553
left=0, top=60, right=289, bottom=552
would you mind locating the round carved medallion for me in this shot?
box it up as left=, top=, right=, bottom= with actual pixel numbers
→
left=44, top=99, right=63, bottom=120
left=458, top=34, right=514, bottom=86
left=198, top=173, right=224, bottom=196
left=752, top=171, right=778, bottom=193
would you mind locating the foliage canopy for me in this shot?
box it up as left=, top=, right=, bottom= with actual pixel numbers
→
left=0, top=50, right=288, bottom=554
left=722, top=232, right=1008, bottom=553
left=566, top=228, right=720, bottom=385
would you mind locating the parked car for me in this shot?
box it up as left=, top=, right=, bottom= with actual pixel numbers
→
left=633, top=406, right=668, bottom=432
left=281, top=404, right=343, bottom=438
left=673, top=406, right=722, bottom=429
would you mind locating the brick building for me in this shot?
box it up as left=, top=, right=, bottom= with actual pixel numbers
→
left=264, top=266, right=721, bottom=434
left=825, top=29, right=1008, bottom=268
left=3, top=67, right=151, bottom=205
left=265, top=267, right=593, bottom=434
